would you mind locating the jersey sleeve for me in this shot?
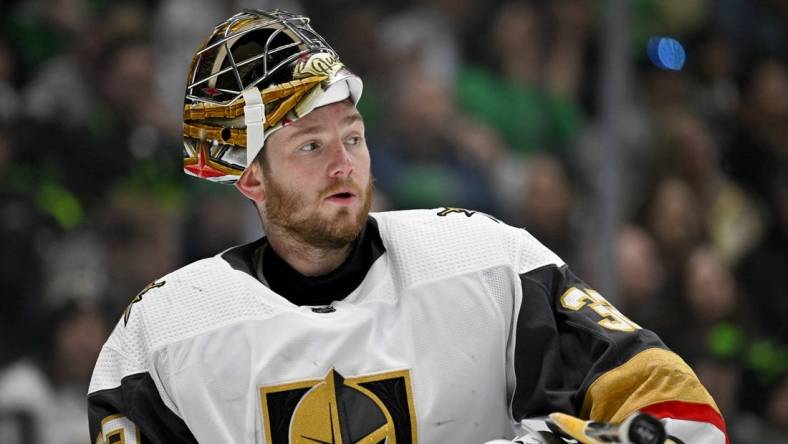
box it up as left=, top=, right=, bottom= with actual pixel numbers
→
left=87, top=292, right=197, bottom=444
left=510, top=238, right=728, bottom=443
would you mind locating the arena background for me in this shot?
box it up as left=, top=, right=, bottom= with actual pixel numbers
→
left=0, top=0, right=785, bottom=442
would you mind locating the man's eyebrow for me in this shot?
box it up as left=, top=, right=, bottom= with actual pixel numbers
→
left=287, top=113, right=363, bottom=137
left=288, top=125, right=323, bottom=137
left=341, top=113, right=363, bottom=126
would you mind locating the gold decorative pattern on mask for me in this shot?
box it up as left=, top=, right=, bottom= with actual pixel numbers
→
left=182, top=75, right=328, bottom=147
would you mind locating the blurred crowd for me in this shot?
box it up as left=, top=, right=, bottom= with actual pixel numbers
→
left=0, top=0, right=786, bottom=443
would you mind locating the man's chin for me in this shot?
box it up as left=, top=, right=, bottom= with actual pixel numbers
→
left=325, top=206, right=367, bottom=235
left=294, top=207, right=368, bottom=249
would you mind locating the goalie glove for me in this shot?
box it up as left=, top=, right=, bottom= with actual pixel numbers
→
left=485, top=411, right=673, bottom=444
left=547, top=411, right=670, bottom=444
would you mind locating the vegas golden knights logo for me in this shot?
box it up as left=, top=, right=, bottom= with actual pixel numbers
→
left=260, top=369, right=418, bottom=444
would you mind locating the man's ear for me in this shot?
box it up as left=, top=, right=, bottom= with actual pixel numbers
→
left=235, top=161, right=266, bottom=203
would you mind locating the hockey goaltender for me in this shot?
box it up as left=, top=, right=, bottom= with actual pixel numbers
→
left=88, top=8, right=727, bottom=444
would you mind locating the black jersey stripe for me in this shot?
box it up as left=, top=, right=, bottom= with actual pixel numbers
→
left=512, top=264, right=666, bottom=421
left=88, top=372, right=197, bottom=444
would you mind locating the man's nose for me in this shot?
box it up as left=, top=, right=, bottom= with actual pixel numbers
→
left=328, top=142, right=353, bottom=178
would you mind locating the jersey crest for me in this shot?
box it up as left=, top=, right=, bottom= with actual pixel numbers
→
left=123, top=280, right=166, bottom=326
left=260, top=369, right=417, bottom=444
left=436, top=207, right=500, bottom=223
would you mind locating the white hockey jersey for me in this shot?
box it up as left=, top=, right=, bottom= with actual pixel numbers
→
left=88, top=209, right=727, bottom=444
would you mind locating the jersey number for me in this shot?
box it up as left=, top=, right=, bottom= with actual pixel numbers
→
left=560, top=287, right=641, bottom=332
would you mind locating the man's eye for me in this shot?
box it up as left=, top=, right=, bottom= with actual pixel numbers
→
left=299, top=142, right=318, bottom=152
left=345, top=136, right=363, bottom=146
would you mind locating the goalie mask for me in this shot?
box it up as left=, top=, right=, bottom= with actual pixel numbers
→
left=182, top=9, right=363, bottom=183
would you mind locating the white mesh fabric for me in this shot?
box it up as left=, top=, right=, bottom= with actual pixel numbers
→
left=482, top=268, right=515, bottom=323
left=138, top=258, right=281, bottom=349
left=88, top=345, right=148, bottom=393
left=90, top=256, right=284, bottom=394
left=373, top=210, right=507, bottom=290
left=500, top=222, right=565, bottom=274
left=372, top=209, right=563, bottom=291
left=89, top=297, right=157, bottom=393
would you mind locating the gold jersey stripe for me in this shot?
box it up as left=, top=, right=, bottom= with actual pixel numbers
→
left=581, top=347, right=720, bottom=423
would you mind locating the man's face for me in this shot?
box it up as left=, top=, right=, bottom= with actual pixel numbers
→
left=260, top=100, right=372, bottom=249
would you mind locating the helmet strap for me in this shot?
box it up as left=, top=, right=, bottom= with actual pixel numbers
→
left=242, top=86, right=265, bottom=166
